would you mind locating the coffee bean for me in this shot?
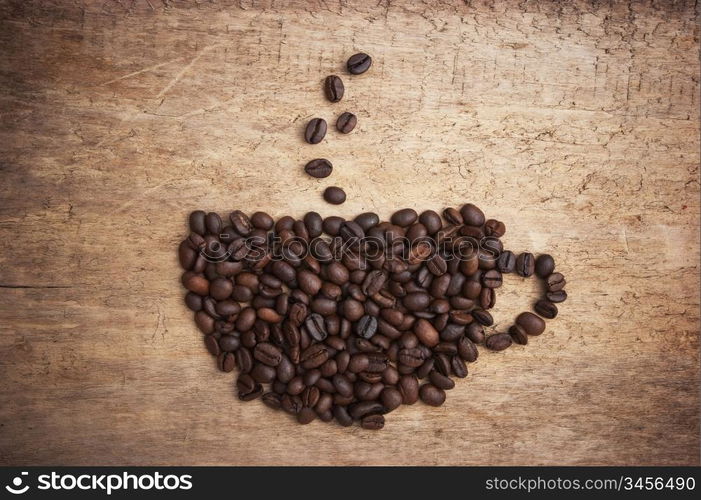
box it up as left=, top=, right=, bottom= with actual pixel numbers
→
left=459, top=204, right=485, bottom=226
left=427, top=254, right=447, bottom=276
left=466, top=322, right=485, bottom=344
left=297, top=407, right=316, bottom=424
left=418, top=210, right=442, bottom=234
left=333, top=405, right=353, bottom=426
left=336, top=112, right=357, bottom=133
left=516, top=311, right=546, bottom=335
left=457, top=336, right=478, bottom=362
left=547, top=290, right=568, bottom=303
left=361, top=413, right=384, bottom=430
left=546, top=272, right=566, bottom=292
left=391, top=208, right=418, bottom=227
left=356, top=315, right=378, bottom=339
left=403, top=291, right=430, bottom=311
left=323, top=186, right=346, bottom=205
left=486, top=332, right=512, bottom=351
left=361, top=270, right=387, bottom=296
left=347, top=52, right=372, bottom=74
left=482, top=269, right=503, bottom=288
left=516, top=252, right=535, bottom=277
left=237, top=373, right=263, bottom=401
left=324, top=75, right=344, bottom=102
left=304, top=158, right=333, bottom=178
left=419, top=384, right=445, bottom=406
left=262, top=392, right=282, bottom=410
left=484, top=219, right=506, bottom=237
left=229, top=210, right=252, bottom=236
left=304, top=313, right=329, bottom=341
left=429, top=371, right=455, bottom=390
left=398, top=347, right=425, bottom=368
left=451, top=356, right=468, bottom=378
left=305, top=118, right=327, bottom=144
left=414, top=319, right=439, bottom=347
left=479, top=287, right=496, bottom=309
left=534, top=299, right=558, bottom=319
left=472, top=309, right=493, bottom=326
left=189, top=210, right=206, bottom=235
left=301, top=344, right=329, bottom=369
left=354, top=212, right=379, bottom=231
left=497, top=250, right=516, bottom=273
left=509, top=324, right=528, bottom=345
left=535, top=254, right=555, bottom=278
left=254, top=342, right=282, bottom=366
left=250, top=211, right=273, bottom=230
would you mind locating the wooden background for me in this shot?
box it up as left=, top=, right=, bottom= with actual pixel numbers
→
left=0, top=0, right=699, bottom=466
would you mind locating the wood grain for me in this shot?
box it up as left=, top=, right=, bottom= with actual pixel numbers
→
left=0, top=0, right=698, bottom=466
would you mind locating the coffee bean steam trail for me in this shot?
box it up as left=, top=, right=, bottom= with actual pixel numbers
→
left=179, top=204, right=568, bottom=429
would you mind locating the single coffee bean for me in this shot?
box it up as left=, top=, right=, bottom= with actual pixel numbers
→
left=546, top=272, right=566, bottom=292
left=205, top=212, right=222, bottom=235
left=398, top=375, right=419, bottom=404
left=189, top=210, right=206, bottom=235
left=414, top=319, right=439, bottom=347
left=356, top=315, right=378, bottom=339
left=486, top=332, right=512, bottom=351
left=442, top=207, right=463, bottom=225
left=354, top=212, right=379, bottom=231
left=509, top=324, right=528, bottom=345
left=297, top=407, right=317, bottom=425
left=304, top=158, right=333, bottom=178
left=254, top=342, right=282, bottom=366
left=323, top=186, right=346, bottom=205
left=484, top=219, right=506, bottom=237
left=427, top=254, right=447, bottom=276
left=547, top=290, right=568, bottom=303
left=301, top=344, right=329, bottom=369
left=262, top=392, right=282, bottom=410
left=429, top=371, right=455, bottom=390
left=451, top=356, right=468, bottom=378
left=250, top=211, right=274, bottom=230
left=457, top=336, right=478, bottom=362
left=466, top=322, right=485, bottom=344
left=472, top=309, right=494, bottom=326
left=347, top=52, right=372, bottom=74
left=336, top=112, right=357, bottom=133
left=305, top=118, right=327, bottom=144
left=302, top=313, right=327, bottom=341
left=516, top=311, right=546, bottom=335
left=237, top=373, right=263, bottom=401
left=535, top=254, right=556, bottom=278
left=516, top=252, right=535, bottom=277
left=349, top=401, right=384, bottom=419
left=391, top=208, right=418, bottom=227
left=460, top=203, right=485, bottom=226
left=418, top=210, right=442, bottom=235
left=482, top=269, right=503, bottom=288
left=479, top=287, right=496, bottom=309
left=333, top=405, right=353, bottom=426
left=361, top=413, right=384, bottom=430
left=398, top=347, right=425, bottom=368
left=419, top=384, right=446, bottom=406
left=229, top=210, right=252, bottom=236
left=497, top=250, right=516, bottom=273
left=324, top=75, right=344, bottom=102
left=534, top=299, right=558, bottom=319
left=403, top=291, right=430, bottom=311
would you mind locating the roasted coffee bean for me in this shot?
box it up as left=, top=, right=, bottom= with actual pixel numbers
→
left=429, top=371, right=455, bottom=390
left=391, top=208, right=418, bottom=227
left=251, top=363, right=277, bottom=383
left=356, top=315, right=378, bottom=339
left=509, top=324, right=528, bottom=345
left=298, top=270, right=322, bottom=296
left=304, top=313, right=329, bottom=341
left=462, top=323, right=483, bottom=345
left=336, top=112, right=357, bottom=133
left=427, top=254, right=447, bottom=276
left=361, top=270, right=387, bottom=296
left=304, top=158, right=333, bottom=178
left=189, top=210, right=206, bottom=235
left=254, top=342, right=282, bottom=366
left=398, top=347, right=425, bottom=367
left=418, top=210, right=442, bottom=235
left=460, top=203, right=485, bottom=227
left=297, top=407, right=316, bottom=424
left=332, top=374, right=353, bottom=397
left=347, top=52, right=372, bottom=74
left=484, top=219, right=506, bottom=237
left=354, top=212, right=379, bottom=231
left=398, top=375, right=419, bottom=404
left=535, top=254, right=556, bottom=278
left=486, top=332, right=512, bottom=351
left=303, top=211, right=323, bottom=238
left=219, top=335, right=240, bottom=352
left=516, top=311, right=546, bottom=335
left=546, top=272, right=566, bottom=292
left=419, top=384, right=446, bottom=406
left=534, top=299, right=558, bottom=319
left=323, top=186, right=346, bottom=205
left=472, top=309, right=493, bottom=326
left=403, top=291, right=430, bottom=311
left=250, top=211, right=274, bottom=230
left=497, top=250, right=516, bottom=273
left=235, top=347, right=253, bottom=373
left=322, top=216, right=344, bottom=236
left=458, top=336, right=478, bottom=362
left=451, top=356, right=468, bottom=378
left=237, top=373, right=263, bottom=401
left=301, top=344, right=329, bottom=369
left=349, top=401, right=383, bottom=419
left=440, top=324, right=464, bottom=342
left=185, top=292, right=203, bottom=311
left=414, top=319, right=439, bottom=347
left=324, top=75, right=344, bottom=102
left=361, top=413, right=384, bottom=430
left=281, top=394, right=303, bottom=414
left=262, top=392, right=282, bottom=409
left=516, top=252, right=535, bottom=277
left=205, top=212, right=222, bottom=235
left=334, top=405, right=353, bottom=426
left=229, top=210, right=252, bottom=236
left=305, top=118, right=327, bottom=144
left=442, top=207, right=463, bottom=225
left=482, top=269, right=503, bottom=288
left=547, top=290, right=568, bottom=303
left=479, top=287, right=496, bottom=309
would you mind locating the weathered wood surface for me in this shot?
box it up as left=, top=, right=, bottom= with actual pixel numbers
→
left=0, top=0, right=698, bottom=466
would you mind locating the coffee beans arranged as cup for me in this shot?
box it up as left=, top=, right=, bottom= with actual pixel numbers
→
left=179, top=203, right=568, bottom=429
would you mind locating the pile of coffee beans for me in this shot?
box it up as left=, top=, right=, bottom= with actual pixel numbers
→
left=303, top=52, right=372, bottom=205
left=178, top=204, right=567, bottom=429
